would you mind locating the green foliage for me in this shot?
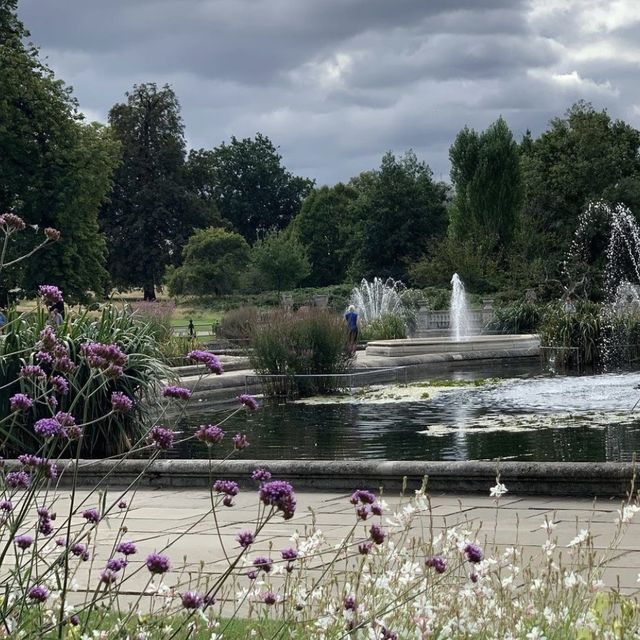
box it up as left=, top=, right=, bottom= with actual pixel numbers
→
left=216, top=305, right=259, bottom=342
left=0, top=306, right=173, bottom=456
left=489, top=301, right=544, bottom=334
left=360, top=313, right=407, bottom=341
left=167, top=227, right=250, bottom=296
left=449, top=117, right=522, bottom=253
left=187, top=134, right=314, bottom=243
left=249, top=229, right=311, bottom=292
left=101, top=83, right=215, bottom=299
left=350, top=151, right=448, bottom=281
left=294, top=183, right=359, bottom=286
left=250, top=311, right=351, bottom=396
left=0, top=5, right=119, bottom=302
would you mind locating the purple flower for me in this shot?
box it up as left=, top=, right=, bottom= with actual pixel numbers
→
left=10, top=393, right=33, bottom=412
left=50, top=375, right=69, bottom=395
left=380, top=626, right=398, bottom=640
left=464, top=543, right=483, bottom=564
left=35, top=351, right=53, bottom=366
left=281, top=547, right=298, bottom=561
left=252, top=555, right=273, bottom=573
left=116, top=540, right=137, bottom=556
left=55, top=537, right=67, bottom=547
left=343, top=595, right=357, bottom=610
left=232, top=433, right=249, bottom=450
left=426, top=555, right=447, bottom=574
left=6, top=471, right=30, bottom=489
left=259, top=480, right=296, bottom=520
left=80, top=342, right=127, bottom=374
left=71, top=543, right=88, bottom=558
left=195, top=424, right=224, bottom=445
left=262, top=591, right=277, bottom=606
left=0, top=500, right=13, bottom=512
left=27, top=585, right=49, bottom=603
left=370, top=524, right=386, bottom=545
left=111, top=391, right=133, bottom=413
left=36, top=506, right=51, bottom=519
left=356, top=504, right=371, bottom=520
left=350, top=489, right=376, bottom=505
left=33, top=418, right=62, bottom=438
left=106, top=557, right=127, bottom=572
left=161, top=386, right=192, bottom=401
left=358, top=541, right=373, bottom=555
left=47, top=395, right=58, bottom=410
left=118, top=500, right=127, bottom=510
left=18, top=455, right=58, bottom=479
left=235, top=530, right=254, bottom=549
left=181, top=591, right=204, bottom=609
left=82, top=508, right=100, bottom=524
left=100, top=569, right=118, bottom=585
left=246, top=569, right=258, bottom=580
left=38, top=326, right=58, bottom=351
left=238, top=394, right=259, bottom=411
left=38, top=518, right=53, bottom=536
left=213, top=479, right=239, bottom=496
left=55, top=355, right=76, bottom=374
left=145, top=552, right=171, bottom=574
left=187, top=350, right=224, bottom=375
left=20, top=364, right=46, bottom=379
left=371, top=502, right=383, bottom=516
left=252, top=468, right=271, bottom=483
left=470, top=572, right=479, bottom=583
left=38, top=285, right=63, bottom=305
left=15, top=534, right=33, bottom=550
left=148, top=426, right=175, bottom=450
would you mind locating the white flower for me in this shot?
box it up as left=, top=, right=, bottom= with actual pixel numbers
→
left=490, top=482, right=508, bottom=498
left=526, top=627, right=546, bottom=640
left=616, top=504, right=640, bottom=524
left=541, top=540, right=556, bottom=556
left=567, top=529, right=590, bottom=547
left=540, top=519, right=557, bottom=533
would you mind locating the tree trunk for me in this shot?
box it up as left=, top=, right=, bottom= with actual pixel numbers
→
left=143, top=283, right=156, bottom=301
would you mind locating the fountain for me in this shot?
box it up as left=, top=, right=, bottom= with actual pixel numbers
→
left=450, top=273, right=470, bottom=341
left=349, top=277, right=406, bottom=325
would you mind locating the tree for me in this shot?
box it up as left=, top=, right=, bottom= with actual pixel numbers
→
left=351, top=151, right=448, bottom=281
left=520, top=101, right=640, bottom=277
left=166, top=227, right=250, bottom=296
left=293, top=184, right=359, bottom=286
left=101, top=83, right=213, bottom=300
left=187, top=134, right=314, bottom=242
left=0, top=0, right=119, bottom=301
left=249, top=229, right=310, bottom=291
left=449, top=117, right=522, bottom=252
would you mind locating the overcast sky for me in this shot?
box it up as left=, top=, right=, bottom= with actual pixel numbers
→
left=17, top=0, right=640, bottom=185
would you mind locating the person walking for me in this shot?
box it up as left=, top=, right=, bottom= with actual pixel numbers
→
left=188, top=319, right=195, bottom=338
left=49, top=308, right=63, bottom=327
left=344, top=305, right=359, bottom=351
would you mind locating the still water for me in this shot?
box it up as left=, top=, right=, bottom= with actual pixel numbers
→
left=171, top=362, right=640, bottom=462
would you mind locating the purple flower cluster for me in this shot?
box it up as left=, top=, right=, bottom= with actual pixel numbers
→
left=281, top=547, right=298, bottom=561
left=252, top=468, right=272, bottom=483
left=181, top=591, right=204, bottom=610
left=100, top=568, right=118, bottom=585
left=116, top=540, right=137, bottom=556
left=259, top=480, right=296, bottom=520
left=343, top=595, right=357, bottom=611
left=252, top=555, right=273, bottom=573
left=37, top=285, right=63, bottom=305
left=82, top=508, right=100, bottom=524
left=0, top=500, right=13, bottom=512
left=148, top=426, right=175, bottom=450
left=145, top=552, right=171, bottom=574
left=33, top=418, right=63, bottom=438
left=20, top=364, right=46, bottom=379
left=187, top=350, right=224, bottom=375
left=15, top=534, right=34, bottom=550
left=36, top=327, right=76, bottom=374
left=464, top=543, right=483, bottom=564
left=71, top=543, right=89, bottom=560
left=18, top=455, right=59, bottom=480
left=232, top=433, right=249, bottom=450
left=50, top=375, right=69, bottom=395
left=37, top=506, right=54, bottom=536
left=111, top=391, right=133, bottom=413
left=235, top=530, right=255, bottom=549
left=0, top=213, right=26, bottom=231
left=9, top=393, right=33, bottom=412
left=369, top=524, right=386, bottom=545
left=161, top=385, right=192, bottom=401
left=195, top=424, right=224, bottom=445
left=262, top=591, right=277, bottom=606
left=80, top=341, right=127, bottom=377
left=5, top=470, right=30, bottom=489
left=350, top=489, right=383, bottom=520
left=358, top=541, right=373, bottom=555
left=237, top=394, right=259, bottom=411
left=426, top=555, right=447, bottom=574
left=106, top=557, right=128, bottom=572
left=27, top=585, right=49, bottom=603
left=212, top=479, right=239, bottom=507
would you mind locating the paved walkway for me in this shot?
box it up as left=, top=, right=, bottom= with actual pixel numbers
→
left=32, top=488, right=640, bottom=601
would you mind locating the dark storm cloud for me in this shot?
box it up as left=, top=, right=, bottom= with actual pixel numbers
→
left=17, top=0, right=640, bottom=184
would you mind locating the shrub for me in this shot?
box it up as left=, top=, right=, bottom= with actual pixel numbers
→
left=250, top=310, right=351, bottom=396
left=488, top=301, right=544, bottom=334
left=360, top=313, right=407, bottom=341
left=217, top=305, right=260, bottom=342
left=130, top=300, right=175, bottom=343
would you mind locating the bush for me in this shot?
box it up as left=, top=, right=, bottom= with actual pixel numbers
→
left=216, top=305, right=260, bottom=342
left=250, top=310, right=351, bottom=396
left=130, top=300, right=175, bottom=343
left=360, top=313, right=407, bottom=341
left=488, top=301, right=544, bottom=334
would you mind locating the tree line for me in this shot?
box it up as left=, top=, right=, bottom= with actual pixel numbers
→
left=3, top=0, right=640, bottom=302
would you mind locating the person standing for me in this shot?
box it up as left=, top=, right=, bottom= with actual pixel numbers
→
left=345, top=305, right=359, bottom=350
left=0, top=309, right=7, bottom=332
left=188, top=319, right=195, bottom=338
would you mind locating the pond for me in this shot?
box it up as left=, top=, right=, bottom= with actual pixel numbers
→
left=170, top=361, right=640, bottom=462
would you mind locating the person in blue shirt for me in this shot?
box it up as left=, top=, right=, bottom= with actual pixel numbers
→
left=344, top=305, right=359, bottom=350
left=0, top=309, right=6, bottom=331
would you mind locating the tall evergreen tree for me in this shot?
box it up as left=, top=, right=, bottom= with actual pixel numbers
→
left=101, top=83, right=213, bottom=299
left=0, top=0, right=119, bottom=301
